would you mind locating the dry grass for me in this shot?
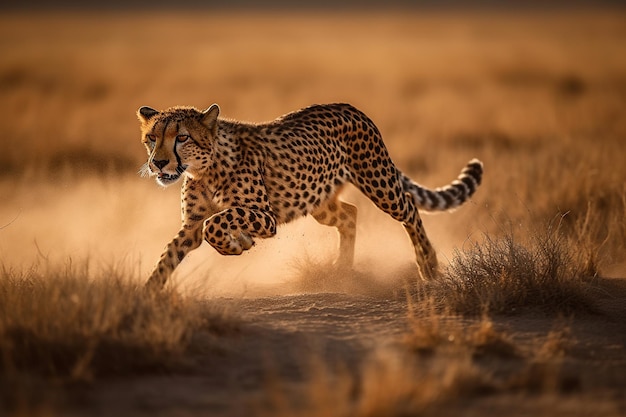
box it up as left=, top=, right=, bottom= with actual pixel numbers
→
left=405, top=309, right=519, bottom=359
left=0, top=9, right=625, bottom=417
left=288, top=256, right=413, bottom=297
left=0, top=259, right=236, bottom=380
left=262, top=349, right=492, bottom=417
left=264, top=316, right=578, bottom=417
left=0, top=259, right=240, bottom=414
left=421, top=215, right=601, bottom=315
left=264, top=208, right=613, bottom=416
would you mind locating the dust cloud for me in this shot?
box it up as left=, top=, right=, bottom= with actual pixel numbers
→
left=0, top=178, right=474, bottom=297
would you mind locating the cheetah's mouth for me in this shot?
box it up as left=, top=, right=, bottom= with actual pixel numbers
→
left=155, top=164, right=188, bottom=186
left=156, top=172, right=181, bottom=186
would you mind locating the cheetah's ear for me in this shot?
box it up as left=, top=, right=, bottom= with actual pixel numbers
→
left=201, top=104, right=220, bottom=136
left=137, top=106, right=159, bottom=123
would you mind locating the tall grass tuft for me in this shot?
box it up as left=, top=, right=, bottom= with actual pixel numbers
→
left=0, top=260, right=235, bottom=381
left=426, top=215, right=599, bottom=316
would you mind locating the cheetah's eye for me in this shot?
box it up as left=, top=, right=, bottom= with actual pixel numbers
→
left=146, top=134, right=156, bottom=142
left=176, top=134, right=190, bottom=143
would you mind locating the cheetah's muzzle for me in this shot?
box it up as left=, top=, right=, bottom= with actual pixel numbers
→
left=155, top=164, right=188, bottom=187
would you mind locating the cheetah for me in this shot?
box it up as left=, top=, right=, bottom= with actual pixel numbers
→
left=137, top=103, right=483, bottom=289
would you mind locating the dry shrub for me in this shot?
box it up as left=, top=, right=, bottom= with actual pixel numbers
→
left=403, top=308, right=580, bottom=404
left=263, top=348, right=494, bottom=417
left=289, top=257, right=373, bottom=294
left=289, top=256, right=411, bottom=298
left=405, top=308, right=519, bottom=360
left=0, top=260, right=236, bottom=381
left=508, top=324, right=577, bottom=395
left=263, top=309, right=518, bottom=417
left=355, top=350, right=495, bottom=417
left=265, top=320, right=575, bottom=417
left=426, top=216, right=599, bottom=316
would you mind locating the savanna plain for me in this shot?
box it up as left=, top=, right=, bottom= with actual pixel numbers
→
left=1, top=9, right=626, bottom=417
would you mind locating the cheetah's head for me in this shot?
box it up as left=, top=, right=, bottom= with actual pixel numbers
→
left=136, top=104, right=219, bottom=187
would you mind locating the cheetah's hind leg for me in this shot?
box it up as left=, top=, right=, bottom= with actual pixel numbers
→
left=312, top=192, right=358, bottom=269
left=401, top=194, right=438, bottom=281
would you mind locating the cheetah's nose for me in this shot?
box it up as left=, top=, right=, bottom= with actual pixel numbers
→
left=153, top=159, right=169, bottom=170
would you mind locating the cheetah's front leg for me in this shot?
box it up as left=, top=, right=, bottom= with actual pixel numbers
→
left=145, top=224, right=203, bottom=290
left=203, top=207, right=277, bottom=255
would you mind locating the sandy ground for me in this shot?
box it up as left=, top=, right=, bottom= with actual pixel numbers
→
left=45, top=276, right=626, bottom=417
left=61, top=292, right=410, bottom=416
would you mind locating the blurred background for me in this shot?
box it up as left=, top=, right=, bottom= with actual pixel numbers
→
left=1, top=1, right=625, bottom=291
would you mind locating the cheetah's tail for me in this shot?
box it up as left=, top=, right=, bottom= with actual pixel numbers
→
left=401, top=159, right=483, bottom=212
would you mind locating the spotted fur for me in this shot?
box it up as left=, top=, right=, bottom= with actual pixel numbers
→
left=137, top=103, right=483, bottom=289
